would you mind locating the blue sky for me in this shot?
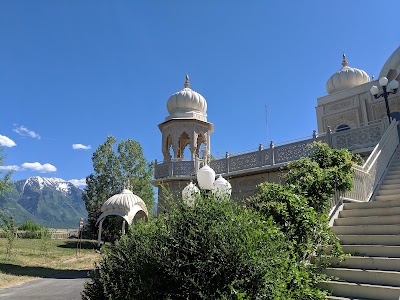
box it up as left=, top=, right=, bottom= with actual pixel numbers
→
left=1, top=1, right=399, bottom=187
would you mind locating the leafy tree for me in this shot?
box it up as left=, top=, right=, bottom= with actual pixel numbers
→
left=0, top=147, right=12, bottom=197
left=284, top=142, right=355, bottom=213
left=247, top=142, right=354, bottom=267
left=0, top=211, right=16, bottom=259
left=247, top=183, right=341, bottom=261
left=83, top=194, right=329, bottom=300
left=82, top=136, right=154, bottom=240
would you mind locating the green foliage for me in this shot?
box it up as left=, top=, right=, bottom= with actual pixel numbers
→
left=0, top=147, right=12, bottom=197
left=246, top=142, right=353, bottom=296
left=18, top=220, right=41, bottom=231
left=39, top=227, right=53, bottom=255
left=83, top=194, right=329, bottom=299
left=284, top=142, right=354, bottom=213
left=247, top=183, right=341, bottom=261
left=0, top=212, right=16, bottom=259
left=82, top=136, right=154, bottom=241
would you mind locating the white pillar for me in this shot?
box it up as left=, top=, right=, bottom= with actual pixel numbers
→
left=97, top=219, right=104, bottom=248
left=122, top=220, right=126, bottom=235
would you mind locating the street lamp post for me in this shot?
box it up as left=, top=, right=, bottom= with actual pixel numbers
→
left=370, top=77, right=399, bottom=123
left=182, top=164, right=231, bottom=206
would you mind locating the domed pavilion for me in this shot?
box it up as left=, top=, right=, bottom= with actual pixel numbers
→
left=96, top=188, right=148, bottom=247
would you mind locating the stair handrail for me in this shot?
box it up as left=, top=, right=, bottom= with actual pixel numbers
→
left=340, top=120, right=399, bottom=202
left=330, top=120, right=399, bottom=218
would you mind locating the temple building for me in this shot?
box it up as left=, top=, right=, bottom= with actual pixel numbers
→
left=153, top=46, right=400, bottom=210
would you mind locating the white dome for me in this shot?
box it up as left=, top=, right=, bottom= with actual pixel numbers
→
left=379, top=46, right=400, bottom=81
left=166, top=75, right=207, bottom=121
left=101, top=189, right=148, bottom=215
left=326, top=54, right=370, bottom=95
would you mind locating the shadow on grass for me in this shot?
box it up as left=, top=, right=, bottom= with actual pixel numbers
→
left=0, top=263, right=90, bottom=279
left=57, top=241, right=97, bottom=250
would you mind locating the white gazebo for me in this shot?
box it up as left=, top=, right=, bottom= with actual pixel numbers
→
left=96, top=188, right=148, bottom=247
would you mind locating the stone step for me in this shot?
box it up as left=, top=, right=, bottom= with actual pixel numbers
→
left=343, top=199, right=400, bottom=210
left=333, top=225, right=400, bottom=235
left=324, top=268, right=400, bottom=287
left=319, top=281, right=400, bottom=300
left=375, top=194, right=400, bottom=201
left=325, top=296, right=370, bottom=300
left=341, top=245, right=400, bottom=258
left=334, top=215, right=400, bottom=226
left=339, top=207, right=400, bottom=218
left=388, top=168, right=400, bottom=174
left=337, top=235, right=400, bottom=246
left=379, top=183, right=400, bottom=190
left=388, top=165, right=400, bottom=170
left=382, top=178, right=400, bottom=185
left=384, top=174, right=400, bottom=181
left=376, top=188, right=400, bottom=195
left=331, top=256, right=400, bottom=271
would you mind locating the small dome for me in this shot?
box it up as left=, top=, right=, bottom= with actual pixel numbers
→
left=101, top=189, right=148, bottom=215
left=326, top=54, right=370, bottom=94
left=166, top=75, right=207, bottom=121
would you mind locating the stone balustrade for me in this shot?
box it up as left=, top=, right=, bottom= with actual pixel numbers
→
left=154, top=120, right=388, bottom=179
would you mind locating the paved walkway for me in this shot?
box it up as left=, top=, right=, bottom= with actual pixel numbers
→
left=0, top=270, right=90, bottom=300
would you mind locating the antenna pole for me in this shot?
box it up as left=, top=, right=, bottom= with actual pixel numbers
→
left=265, top=104, right=268, bottom=144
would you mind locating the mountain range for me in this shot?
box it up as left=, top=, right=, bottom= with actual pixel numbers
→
left=0, top=176, right=87, bottom=229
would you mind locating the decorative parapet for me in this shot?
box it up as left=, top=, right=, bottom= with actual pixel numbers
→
left=331, top=120, right=385, bottom=151
left=154, top=120, right=388, bottom=179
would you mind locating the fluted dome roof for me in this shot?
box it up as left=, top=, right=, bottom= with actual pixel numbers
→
left=96, top=188, right=148, bottom=225
left=166, top=75, right=207, bottom=121
left=326, top=54, right=370, bottom=95
left=101, top=189, right=147, bottom=214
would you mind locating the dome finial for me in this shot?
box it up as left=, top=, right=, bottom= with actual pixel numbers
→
left=342, top=53, right=348, bottom=67
left=123, top=178, right=131, bottom=191
left=184, top=74, right=190, bottom=88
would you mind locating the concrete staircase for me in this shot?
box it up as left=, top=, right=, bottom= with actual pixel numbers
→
left=321, top=152, right=400, bottom=300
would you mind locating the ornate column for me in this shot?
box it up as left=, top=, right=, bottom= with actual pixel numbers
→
left=190, top=146, right=197, bottom=159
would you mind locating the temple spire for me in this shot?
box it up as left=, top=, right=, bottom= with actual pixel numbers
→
left=342, top=53, right=348, bottom=67
left=184, top=74, right=190, bottom=88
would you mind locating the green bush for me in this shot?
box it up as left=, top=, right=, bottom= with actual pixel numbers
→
left=18, top=220, right=41, bottom=232
left=83, top=194, right=329, bottom=299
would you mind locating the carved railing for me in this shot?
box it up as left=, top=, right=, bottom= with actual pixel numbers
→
left=331, top=120, right=386, bottom=151
left=155, top=120, right=389, bottom=179
left=338, top=119, right=399, bottom=203
left=154, top=158, right=202, bottom=178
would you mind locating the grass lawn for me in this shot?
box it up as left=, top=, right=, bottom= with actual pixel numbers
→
left=0, top=238, right=101, bottom=289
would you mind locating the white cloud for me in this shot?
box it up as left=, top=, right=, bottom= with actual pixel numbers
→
left=68, top=178, right=87, bottom=188
left=0, top=135, right=16, bottom=147
left=13, top=125, right=41, bottom=140
left=72, top=143, right=91, bottom=150
left=0, top=165, right=20, bottom=171
left=21, top=162, right=57, bottom=173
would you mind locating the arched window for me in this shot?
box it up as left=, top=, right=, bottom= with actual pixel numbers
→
left=178, top=132, right=190, bottom=159
left=336, top=124, right=350, bottom=132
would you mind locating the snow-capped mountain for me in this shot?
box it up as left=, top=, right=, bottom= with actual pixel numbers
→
left=0, top=176, right=87, bottom=228
left=22, top=176, right=76, bottom=194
